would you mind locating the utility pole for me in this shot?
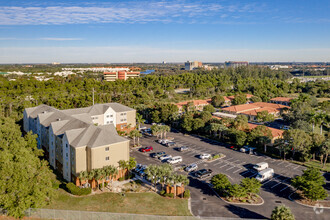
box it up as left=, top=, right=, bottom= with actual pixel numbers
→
left=92, top=88, right=95, bottom=105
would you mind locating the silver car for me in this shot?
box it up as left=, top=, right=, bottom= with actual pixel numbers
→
left=185, top=163, right=198, bottom=172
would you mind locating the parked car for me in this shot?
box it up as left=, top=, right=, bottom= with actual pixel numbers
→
left=167, top=156, right=182, bottom=164
left=159, top=154, right=172, bottom=161
left=185, top=163, right=198, bottom=172
left=151, top=151, right=166, bottom=158
left=240, top=146, right=256, bottom=154
left=256, top=168, right=274, bottom=182
left=178, top=146, right=189, bottom=152
left=139, top=146, right=153, bottom=152
left=166, top=142, right=176, bottom=147
left=195, top=169, right=213, bottom=179
left=139, top=126, right=147, bottom=131
left=199, top=153, right=211, bottom=159
left=253, top=162, right=269, bottom=172
left=158, top=139, right=170, bottom=145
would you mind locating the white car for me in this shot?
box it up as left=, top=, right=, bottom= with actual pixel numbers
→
left=185, top=163, right=198, bottom=172
left=199, top=153, right=211, bottom=159
left=167, top=156, right=182, bottom=164
left=159, top=155, right=172, bottom=161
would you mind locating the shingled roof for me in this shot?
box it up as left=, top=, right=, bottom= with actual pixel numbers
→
left=25, top=103, right=132, bottom=149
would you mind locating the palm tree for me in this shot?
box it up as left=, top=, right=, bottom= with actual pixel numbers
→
left=151, top=124, right=161, bottom=138
left=315, top=112, right=326, bottom=135
left=271, top=205, right=295, bottom=220
left=175, top=174, right=189, bottom=198
left=104, top=165, right=118, bottom=190
left=78, top=171, right=89, bottom=187
left=136, top=131, right=142, bottom=146
left=158, top=164, right=173, bottom=190
left=118, top=160, right=128, bottom=178
left=129, top=130, right=139, bottom=146
left=217, top=124, right=228, bottom=139
left=94, top=168, right=104, bottom=191
left=87, top=169, right=96, bottom=191
left=162, top=125, right=170, bottom=138
left=145, top=165, right=159, bottom=191
left=136, top=113, right=145, bottom=130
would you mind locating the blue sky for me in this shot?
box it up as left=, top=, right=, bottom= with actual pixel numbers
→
left=0, top=0, right=329, bottom=63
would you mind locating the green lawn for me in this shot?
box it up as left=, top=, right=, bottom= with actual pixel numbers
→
left=291, top=160, right=330, bottom=172
left=46, top=189, right=191, bottom=216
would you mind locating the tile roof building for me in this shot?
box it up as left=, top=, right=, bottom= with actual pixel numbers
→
left=248, top=123, right=284, bottom=142
left=270, top=97, right=293, bottom=106
left=222, top=102, right=289, bottom=120
left=23, top=103, right=136, bottom=184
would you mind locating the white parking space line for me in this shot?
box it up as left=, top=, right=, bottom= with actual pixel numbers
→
left=241, top=170, right=250, bottom=175
left=279, top=185, right=290, bottom=192
left=233, top=168, right=242, bottom=173
left=237, top=162, right=246, bottom=166
left=226, top=167, right=235, bottom=171
left=247, top=173, right=257, bottom=178
left=285, top=163, right=293, bottom=167
left=293, top=166, right=301, bottom=170
left=232, top=159, right=241, bottom=163
left=278, top=161, right=285, bottom=165
left=271, top=177, right=290, bottom=189
left=214, top=161, right=223, bottom=166
left=219, top=164, right=229, bottom=169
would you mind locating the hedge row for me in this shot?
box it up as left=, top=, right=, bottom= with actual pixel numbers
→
left=66, top=182, right=91, bottom=196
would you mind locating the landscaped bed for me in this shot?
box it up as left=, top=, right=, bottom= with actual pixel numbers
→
left=46, top=189, right=191, bottom=216
left=291, top=191, right=330, bottom=208
left=221, top=193, right=263, bottom=205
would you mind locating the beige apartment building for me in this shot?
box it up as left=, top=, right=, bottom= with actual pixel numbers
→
left=23, top=103, right=136, bottom=185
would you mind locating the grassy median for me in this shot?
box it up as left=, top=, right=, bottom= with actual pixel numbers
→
left=46, top=189, right=191, bottom=216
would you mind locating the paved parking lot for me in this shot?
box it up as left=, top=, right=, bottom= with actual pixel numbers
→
left=131, top=129, right=330, bottom=219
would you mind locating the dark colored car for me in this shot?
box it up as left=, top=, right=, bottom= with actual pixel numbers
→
left=151, top=151, right=166, bottom=158
left=139, top=146, right=153, bottom=152
left=195, top=169, right=213, bottom=179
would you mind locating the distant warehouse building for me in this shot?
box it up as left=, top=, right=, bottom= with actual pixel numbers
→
left=103, top=71, right=140, bottom=81
left=225, top=61, right=249, bottom=68
left=23, top=103, right=136, bottom=185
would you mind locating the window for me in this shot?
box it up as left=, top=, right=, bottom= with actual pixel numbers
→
left=105, top=157, right=109, bottom=161
left=110, top=121, right=113, bottom=124
left=124, top=113, right=127, bottom=115
left=66, top=144, right=68, bottom=148
left=106, top=121, right=110, bottom=124
left=105, top=147, right=109, bottom=151
left=110, top=115, right=113, bottom=117
left=66, top=153, right=68, bottom=157
left=106, top=115, right=110, bottom=118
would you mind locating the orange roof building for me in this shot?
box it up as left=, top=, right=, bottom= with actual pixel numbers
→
left=248, top=123, right=284, bottom=142
left=103, top=71, right=140, bottom=81
left=270, top=97, right=293, bottom=106
left=222, top=102, right=289, bottom=120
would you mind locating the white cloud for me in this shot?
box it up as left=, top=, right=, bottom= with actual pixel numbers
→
left=0, top=1, right=259, bottom=25
left=39, top=38, right=83, bottom=41
left=0, top=46, right=329, bottom=63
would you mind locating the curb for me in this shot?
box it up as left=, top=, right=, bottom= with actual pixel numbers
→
left=205, top=155, right=226, bottom=163
left=207, top=183, right=264, bottom=206
left=288, top=192, right=330, bottom=209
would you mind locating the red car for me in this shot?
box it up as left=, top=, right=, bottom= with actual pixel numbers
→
left=140, top=146, right=153, bottom=152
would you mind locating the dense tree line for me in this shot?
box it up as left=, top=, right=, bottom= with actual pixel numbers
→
left=1, top=66, right=329, bottom=122
left=0, top=117, right=55, bottom=218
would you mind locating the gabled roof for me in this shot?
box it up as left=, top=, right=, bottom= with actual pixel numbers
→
left=270, top=97, right=293, bottom=102
left=248, top=123, right=284, bottom=138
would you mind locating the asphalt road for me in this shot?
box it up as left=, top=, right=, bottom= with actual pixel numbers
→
left=131, top=129, right=330, bottom=219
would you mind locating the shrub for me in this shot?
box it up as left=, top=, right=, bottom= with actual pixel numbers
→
left=118, top=177, right=125, bottom=181
left=164, top=193, right=174, bottom=198
left=184, top=189, right=190, bottom=198
left=66, top=183, right=91, bottom=196
left=104, top=182, right=108, bottom=187
left=52, top=180, right=60, bottom=189
left=160, top=190, right=165, bottom=196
